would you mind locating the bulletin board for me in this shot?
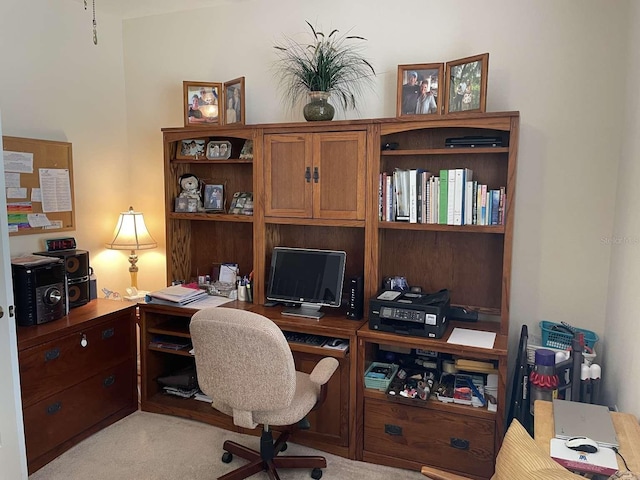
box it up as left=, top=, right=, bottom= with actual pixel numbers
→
left=2, top=136, right=76, bottom=236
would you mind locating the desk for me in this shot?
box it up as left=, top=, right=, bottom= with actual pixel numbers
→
left=534, top=400, right=640, bottom=473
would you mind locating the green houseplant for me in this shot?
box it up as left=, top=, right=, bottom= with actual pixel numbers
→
left=273, top=22, right=376, bottom=121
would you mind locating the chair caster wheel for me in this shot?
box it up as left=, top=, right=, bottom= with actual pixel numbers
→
left=311, top=467, right=323, bottom=479
left=222, top=452, right=233, bottom=463
left=280, top=442, right=288, bottom=452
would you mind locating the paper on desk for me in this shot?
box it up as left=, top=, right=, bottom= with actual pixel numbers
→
left=447, top=328, right=496, bottom=349
left=187, top=295, right=235, bottom=309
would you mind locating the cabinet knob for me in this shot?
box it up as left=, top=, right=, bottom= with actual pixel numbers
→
left=313, top=167, right=319, bottom=183
left=46, top=401, right=62, bottom=415
left=103, top=375, right=116, bottom=387
left=80, top=333, right=88, bottom=348
left=102, top=328, right=115, bottom=340
left=305, top=167, right=311, bottom=183
left=384, top=424, right=403, bottom=436
left=45, top=348, right=60, bottom=362
left=450, top=437, right=470, bottom=450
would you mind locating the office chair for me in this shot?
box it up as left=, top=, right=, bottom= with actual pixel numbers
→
left=190, top=308, right=339, bottom=480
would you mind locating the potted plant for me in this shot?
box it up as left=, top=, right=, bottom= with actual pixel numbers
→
left=273, top=22, right=376, bottom=121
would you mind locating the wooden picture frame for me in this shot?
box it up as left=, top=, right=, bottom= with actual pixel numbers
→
left=444, top=53, right=489, bottom=114
left=183, top=81, right=222, bottom=126
left=176, top=138, right=207, bottom=160
left=396, top=63, right=444, bottom=117
left=203, top=183, right=225, bottom=212
left=223, top=77, right=245, bottom=125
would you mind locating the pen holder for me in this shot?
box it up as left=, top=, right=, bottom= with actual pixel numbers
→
left=238, top=285, right=247, bottom=302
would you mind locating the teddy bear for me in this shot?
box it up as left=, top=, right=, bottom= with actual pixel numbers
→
left=178, top=173, right=203, bottom=212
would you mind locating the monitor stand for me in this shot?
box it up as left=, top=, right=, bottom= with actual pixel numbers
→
left=281, top=303, right=324, bottom=320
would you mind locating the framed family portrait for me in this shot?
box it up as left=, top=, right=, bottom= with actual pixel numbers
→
left=396, top=63, right=444, bottom=117
left=444, top=53, right=489, bottom=114
left=203, top=183, right=225, bottom=212
left=176, top=138, right=207, bottom=160
left=223, top=77, right=245, bottom=125
left=183, top=81, right=222, bottom=126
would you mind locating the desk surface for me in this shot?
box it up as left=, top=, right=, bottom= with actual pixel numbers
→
left=534, top=400, right=640, bottom=473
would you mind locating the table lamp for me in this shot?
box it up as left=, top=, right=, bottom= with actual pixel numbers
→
left=105, top=206, right=157, bottom=289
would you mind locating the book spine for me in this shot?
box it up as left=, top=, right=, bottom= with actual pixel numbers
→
left=409, top=169, right=417, bottom=223
left=453, top=168, right=464, bottom=226
left=447, top=169, right=456, bottom=225
left=386, top=174, right=393, bottom=221
left=472, top=181, right=478, bottom=225
left=499, top=186, right=505, bottom=225
left=491, top=189, right=501, bottom=225
left=378, top=173, right=383, bottom=221
left=481, top=185, right=488, bottom=225
left=438, top=169, right=448, bottom=224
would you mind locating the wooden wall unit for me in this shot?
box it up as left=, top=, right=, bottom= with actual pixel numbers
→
left=158, top=112, right=519, bottom=477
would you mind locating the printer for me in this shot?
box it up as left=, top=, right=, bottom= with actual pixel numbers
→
left=369, top=289, right=450, bottom=338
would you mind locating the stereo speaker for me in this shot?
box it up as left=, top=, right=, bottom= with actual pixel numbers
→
left=12, top=260, right=66, bottom=326
left=34, top=250, right=91, bottom=308
left=346, top=276, right=364, bottom=320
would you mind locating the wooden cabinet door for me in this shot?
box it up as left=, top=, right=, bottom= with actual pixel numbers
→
left=312, top=131, right=366, bottom=220
left=264, top=133, right=313, bottom=218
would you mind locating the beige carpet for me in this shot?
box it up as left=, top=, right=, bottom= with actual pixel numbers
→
left=28, top=411, right=426, bottom=479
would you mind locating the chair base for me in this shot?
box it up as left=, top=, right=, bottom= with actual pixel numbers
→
left=218, top=430, right=327, bottom=480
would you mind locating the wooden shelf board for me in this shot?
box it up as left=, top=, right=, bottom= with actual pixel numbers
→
left=381, top=147, right=509, bottom=156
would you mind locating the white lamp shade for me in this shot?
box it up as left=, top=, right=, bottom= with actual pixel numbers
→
left=105, top=206, right=157, bottom=250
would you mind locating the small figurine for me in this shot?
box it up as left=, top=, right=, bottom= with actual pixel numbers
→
left=178, top=173, right=203, bottom=212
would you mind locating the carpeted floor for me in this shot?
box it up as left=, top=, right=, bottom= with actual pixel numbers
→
left=28, top=411, right=426, bottom=479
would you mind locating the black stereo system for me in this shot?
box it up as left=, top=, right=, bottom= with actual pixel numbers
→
left=346, top=276, right=364, bottom=320
left=34, top=249, right=91, bottom=309
left=12, top=258, right=66, bottom=326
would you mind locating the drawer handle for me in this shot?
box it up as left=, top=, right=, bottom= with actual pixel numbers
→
left=305, top=167, right=311, bottom=183
left=313, top=167, right=319, bottom=183
left=450, top=437, right=470, bottom=450
left=384, top=424, right=403, bottom=436
left=44, top=348, right=60, bottom=362
left=102, top=328, right=115, bottom=340
left=103, top=375, right=116, bottom=387
left=46, top=402, right=62, bottom=415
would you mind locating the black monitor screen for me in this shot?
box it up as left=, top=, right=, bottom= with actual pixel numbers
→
left=267, top=247, right=346, bottom=313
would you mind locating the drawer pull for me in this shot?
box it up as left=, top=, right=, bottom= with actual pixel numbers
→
left=384, top=424, right=403, bottom=436
left=46, top=402, right=62, bottom=415
left=80, top=333, right=88, bottom=347
left=44, top=348, right=60, bottom=362
left=103, top=375, right=116, bottom=387
left=450, top=438, right=470, bottom=450
left=102, top=328, right=115, bottom=340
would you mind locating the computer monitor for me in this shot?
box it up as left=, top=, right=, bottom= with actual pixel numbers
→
left=266, top=247, right=347, bottom=320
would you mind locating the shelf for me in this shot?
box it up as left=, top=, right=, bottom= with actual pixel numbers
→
left=381, top=147, right=509, bottom=156
left=168, top=212, right=253, bottom=222
left=378, top=222, right=504, bottom=234
left=265, top=217, right=365, bottom=228
left=148, top=346, right=193, bottom=357
left=148, top=320, right=190, bottom=338
left=170, top=158, right=253, bottom=164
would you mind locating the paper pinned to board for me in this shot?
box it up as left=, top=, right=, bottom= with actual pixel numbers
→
left=447, top=328, right=496, bottom=349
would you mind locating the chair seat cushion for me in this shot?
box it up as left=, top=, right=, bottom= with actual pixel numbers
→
left=212, top=371, right=320, bottom=427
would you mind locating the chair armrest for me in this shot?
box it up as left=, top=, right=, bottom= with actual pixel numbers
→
left=420, top=466, right=472, bottom=480
left=309, top=357, right=339, bottom=386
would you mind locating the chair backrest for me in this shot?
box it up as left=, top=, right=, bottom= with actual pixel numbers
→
left=190, top=308, right=297, bottom=415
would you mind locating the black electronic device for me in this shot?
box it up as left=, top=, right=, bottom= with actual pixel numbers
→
left=266, top=247, right=346, bottom=320
left=445, top=136, right=503, bottom=148
left=346, top=276, right=364, bottom=320
left=45, top=237, right=77, bottom=252
left=34, top=249, right=90, bottom=308
left=369, top=289, right=450, bottom=338
left=11, top=257, right=66, bottom=326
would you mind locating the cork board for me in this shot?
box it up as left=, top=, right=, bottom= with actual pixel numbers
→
left=2, top=136, right=75, bottom=236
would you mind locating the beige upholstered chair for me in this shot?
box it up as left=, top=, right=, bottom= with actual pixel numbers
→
left=190, top=307, right=339, bottom=480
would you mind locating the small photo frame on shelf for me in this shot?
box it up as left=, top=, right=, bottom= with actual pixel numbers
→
left=175, top=197, right=199, bottom=213
left=239, top=139, right=253, bottom=160
left=176, top=138, right=207, bottom=160
left=183, top=81, right=222, bottom=126
left=223, top=77, right=245, bottom=125
left=396, top=63, right=444, bottom=117
left=203, top=183, right=225, bottom=212
left=444, top=53, right=489, bottom=114
left=206, top=140, right=232, bottom=160
left=228, top=192, right=253, bottom=215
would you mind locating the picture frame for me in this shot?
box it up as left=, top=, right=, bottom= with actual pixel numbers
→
left=228, top=192, right=253, bottom=215
left=183, top=81, right=222, bottom=126
left=396, top=63, right=444, bottom=117
left=223, top=77, right=245, bottom=125
left=176, top=138, right=207, bottom=160
left=174, top=197, right=199, bottom=213
left=206, top=140, right=232, bottom=160
left=203, top=183, right=225, bottom=212
left=444, top=53, right=489, bottom=115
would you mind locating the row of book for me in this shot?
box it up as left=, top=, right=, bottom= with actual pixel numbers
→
left=379, top=168, right=506, bottom=226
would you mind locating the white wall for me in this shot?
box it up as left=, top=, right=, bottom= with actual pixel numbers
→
left=603, top=1, right=640, bottom=413
left=122, top=0, right=634, bottom=409
left=0, top=0, right=155, bottom=296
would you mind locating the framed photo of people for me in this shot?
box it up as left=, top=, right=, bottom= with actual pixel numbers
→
left=223, top=77, right=245, bottom=125
left=396, top=63, right=444, bottom=117
left=183, top=81, right=222, bottom=126
left=176, top=138, right=207, bottom=160
left=444, top=53, right=489, bottom=114
left=203, top=183, right=225, bottom=212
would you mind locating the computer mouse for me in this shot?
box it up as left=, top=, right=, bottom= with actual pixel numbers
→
left=328, top=338, right=344, bottom=347
left=565, top=436, right=599, bottom=453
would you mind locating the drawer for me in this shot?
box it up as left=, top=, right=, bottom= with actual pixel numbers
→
left=23, top=359, right=135, bottom=464
left=19, top=313, right=133, bottom=407
left=364, top=398, right=495, bottom=478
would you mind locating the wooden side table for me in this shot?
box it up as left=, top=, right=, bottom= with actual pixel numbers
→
left=534, top=400, right=640, bottom=473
